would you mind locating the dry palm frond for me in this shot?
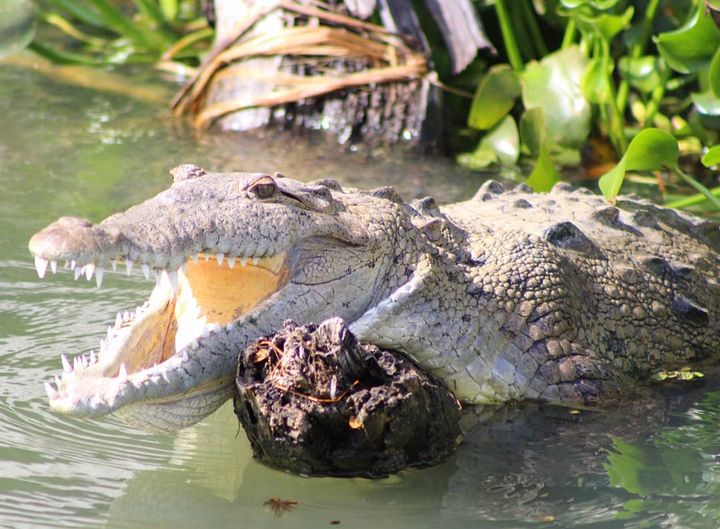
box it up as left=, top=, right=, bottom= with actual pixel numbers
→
left=172, top=1, right=428, bottom=129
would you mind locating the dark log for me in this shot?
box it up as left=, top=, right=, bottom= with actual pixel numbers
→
left=233, top=318, right=462, bottom=478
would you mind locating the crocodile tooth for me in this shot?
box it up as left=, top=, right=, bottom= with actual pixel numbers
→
left=100, top=338, right=106, bottom=351
left=240, top=256, right=248, bottom=266
left=64, top=260, right=70, bottom=269
left=50, top=260, right=58, bottom=274
left=73, top=356, right=81, bottom=371
left=70, top=260, right=76, bottom=270
left=216, top=253, right=225, bottom=266
left=115, top=313, right=123, bottom=328
left=54, top=374, right=62, bottom=386
left=107, top=326, right=113, bottom=337
left=90, top=350, right=97, bottom=364
left=162, top=269, right=179, bottom=295
left=182, top=351, right=189, bottom=362
left=252, top=257, right=259, bottom=265
left=141, top=264, right=150, bottom=281
left=123, top=311, right=130, bottom=321
left=95, top=267, right=104, bottom=288
left=225, top=322, right=236, bottom=331
left=61, top=354, right=72, bottom=373
left=204, top=253, right=210, bottom=262
left=227, top=256, right=236, bottom=269
left=75, top=266, right=83, bottom=281
left=44, top=382, right=57, bottom=400
left=192, top=254, right=199, bottom=265
left=84, top=263, right=95, bottom=281
left=126, top=259, right=134, bottom=276
left=34, top=256, right=48, bottom=278
left=111, top=259, right=117, bottom=273
left=118, top=363, right=128, bottom=382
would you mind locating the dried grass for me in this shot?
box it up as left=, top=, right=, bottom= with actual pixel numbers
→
left=172, top=1, right=428, bottom=129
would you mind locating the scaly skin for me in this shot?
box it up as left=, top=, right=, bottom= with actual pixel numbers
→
left=29, top=166, right=720, bottom=431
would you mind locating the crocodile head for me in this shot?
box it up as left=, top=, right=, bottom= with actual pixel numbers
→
left=30, top=165, right=411, bottom=432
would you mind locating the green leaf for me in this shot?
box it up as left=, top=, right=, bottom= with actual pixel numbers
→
left=526, top=144, right=562, bottom=192
left=458, top=115, right=519, bottom=169
left=86, top=0, right=169, bottom=50
left=572, top=6, right=634, bottom=42
left=598, top=128, right=678, bottom=200
left=582, top=56, right=612, bottom=104
left=710, top=48, right=720, bottom=99
left=519, top=107, right=546, bottom=156
left=159, top=0, right=178, bottom=20
left=691, top=91, right=720, bottom=129
left=618, top=56, right=664, bottom=94
left=48, top=0, right=105, bottom=28
left=131, top=0, right=176, bottom=41
left=468, top=65, right=520, bottom=130
left=28, top=41, right=109, bottom=65
left=521, top=46, right=591, bottom=148
left=702, top=146, right=720, bottom=167
left=624, top=129, right=678, bottom=171
left=655, top=6, right=720, bottom=74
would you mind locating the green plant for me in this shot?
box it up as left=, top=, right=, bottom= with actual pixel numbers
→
left=460, top=0, right=720, bottom=212
left=30, top=0, right=210, bottom=65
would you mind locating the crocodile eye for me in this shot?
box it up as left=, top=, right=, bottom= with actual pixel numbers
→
left=247, top=176, right=277, bottom=199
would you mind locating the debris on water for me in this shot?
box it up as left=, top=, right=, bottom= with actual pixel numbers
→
left=234, top=318, right=462, bottom=478
left=263, top=497, right=298, bottom=517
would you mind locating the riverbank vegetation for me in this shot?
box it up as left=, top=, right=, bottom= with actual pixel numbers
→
left=22, top=0, right=720, bottom=213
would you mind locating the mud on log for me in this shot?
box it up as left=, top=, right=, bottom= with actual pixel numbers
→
left=233, top=318, right=462, bottom=478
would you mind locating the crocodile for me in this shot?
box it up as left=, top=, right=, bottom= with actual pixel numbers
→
left=30, top=164, right=720, bottom=432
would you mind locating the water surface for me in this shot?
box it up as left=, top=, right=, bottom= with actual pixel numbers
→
left=1, top=58, right=720, bottom=529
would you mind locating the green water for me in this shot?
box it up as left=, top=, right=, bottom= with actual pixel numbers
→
left=2, top=58, right=720, bottom=529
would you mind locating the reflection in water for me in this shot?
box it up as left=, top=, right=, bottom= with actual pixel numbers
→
left=1, top=58, right=720, bottom=529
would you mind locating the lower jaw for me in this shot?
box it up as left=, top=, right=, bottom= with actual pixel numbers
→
left=114, top=384, right=234, bottom=432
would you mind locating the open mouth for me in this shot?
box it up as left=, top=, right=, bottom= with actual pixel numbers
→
left=38, top=251, right=289, bottom=416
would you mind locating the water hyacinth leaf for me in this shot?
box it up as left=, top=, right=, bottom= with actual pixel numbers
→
left=655, top=7, right=720, bottom=74
left=599, top=128, right=678, bottom=200
left=618, top=56, right=664, bottom=94
left=520, top=107, right=545, bottom=157
left=573, top=6, right=634, bottom=43
left=582, top=56, right=612, bottom=104
left=521, top=46, right=591, bottom=148
left=526, top=144, right=561, bottom=192
left=702, top=146, right=720, bottom=167
left=692, top=91, right=720, bottom=129
left=710, top=48, right=720, bottom=98
left=0, top=0, right=35, bottom=59
left=458, top=115, right=519, bottom=169
left=467, top=65, right=520, bottom=130
left=484, top=115, right=519, bottom=166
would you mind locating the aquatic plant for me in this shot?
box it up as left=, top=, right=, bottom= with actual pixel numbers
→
left=459, top=0, right=720, bottom=211
left=28, top=0, right=211, bottom=65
